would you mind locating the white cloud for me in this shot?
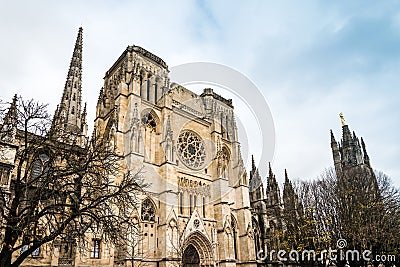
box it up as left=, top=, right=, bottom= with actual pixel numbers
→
left=0, top=1, right=398, bottom=187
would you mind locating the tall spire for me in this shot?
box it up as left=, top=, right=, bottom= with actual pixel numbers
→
left=0, top=94, right=18, bottom=143
left=283, top=169, right=294, bottom=209
left=330, top=129, right=342, bottom=174
left=266, top=162, right=281, bottom=207
left=51, top=27, right=87, bottom=145
left=361, top=137, right=370, bottom=166
left=249, top=155, right=264, bottom=201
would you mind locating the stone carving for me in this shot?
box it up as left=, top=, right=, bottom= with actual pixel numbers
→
left=178, top=177, right=210, bottom=196
left=172, top=99, right=204, bottom=117
left=340, top=112, right=347, bottom=126
left=162, top=115, right=175, bottom=162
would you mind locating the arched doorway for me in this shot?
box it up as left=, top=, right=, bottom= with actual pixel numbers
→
left=181, top=231, right=214, bottom=267
left=182, top=244, right=200, bottom=267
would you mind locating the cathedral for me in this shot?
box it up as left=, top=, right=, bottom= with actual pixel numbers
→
left=0, top=27, right=377, bottom=267
left=0, top=27, right=261, bottom=267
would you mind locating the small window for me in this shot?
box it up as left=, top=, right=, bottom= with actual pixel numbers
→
left=189, top=195, right=193, bottom=215
left=32, top=247, right=40, bottom=257
left=154, top=83, right=158, bottom=102
left=73, top=93, right=76, bottom=100
left=71, top=106, right=75, bottom=115
left=90, top=239, right=101, bottom=259
left=179, top=192, right=183, bottom=214
left=60, top=240, right=73, bottom=258
left=20, top=245, right=28, bottom=255
left=147, top=78, right=151, bottom=101
left=202, top=197, right=206, bottom=217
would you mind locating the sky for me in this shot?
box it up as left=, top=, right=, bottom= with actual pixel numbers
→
left=0, top=0, right=399, bottom=187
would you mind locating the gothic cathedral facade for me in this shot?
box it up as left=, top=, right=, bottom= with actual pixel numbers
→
left=92, top=32, right=257, bottom=267
left=0, top=27, right=262, bottom=267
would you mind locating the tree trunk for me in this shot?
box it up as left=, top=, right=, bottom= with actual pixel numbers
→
left=0, top=247, right=12, bottom=267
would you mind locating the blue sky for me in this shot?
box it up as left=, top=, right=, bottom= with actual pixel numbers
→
left=0, top=0, right=399, bottom=187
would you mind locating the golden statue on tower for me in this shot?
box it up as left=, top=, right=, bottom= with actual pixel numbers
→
left=339, top=112, right=347, bottom=126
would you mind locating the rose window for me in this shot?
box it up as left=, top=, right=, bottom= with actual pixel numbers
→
left=177, top=130, right=205, bottom=169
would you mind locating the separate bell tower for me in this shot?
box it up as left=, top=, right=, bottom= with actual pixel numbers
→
left=330, top=113, right=371, bottom=177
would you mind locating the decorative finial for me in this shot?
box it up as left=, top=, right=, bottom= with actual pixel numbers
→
left=339, top=112, right=347, bottom=126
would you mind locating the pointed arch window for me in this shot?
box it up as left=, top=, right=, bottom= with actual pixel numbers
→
left=30, top=154, right=49, bottom=183
left=73, top=93, right=76, bottom=101
left=141, top=198, right=155, bottom=222
left=139, top=74, right=143, bottom=96
left=141, top=111, right=158, bottom=163
left=142, top=113, right=157, bottom=131
left=71, top=106, right=75, bottom=115
left=146, top=76, right=151, bottom=101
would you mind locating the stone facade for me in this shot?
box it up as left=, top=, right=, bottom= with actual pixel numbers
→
left=0, top=27, right=266, bottom=267
left=92, top=38, right=257, bottom=267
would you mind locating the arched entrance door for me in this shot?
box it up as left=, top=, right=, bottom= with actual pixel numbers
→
left=182, top=244, right=200, bottom=267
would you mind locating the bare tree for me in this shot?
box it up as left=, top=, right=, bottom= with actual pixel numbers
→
left=297, top=167, right=400, bottom=267
left=0, top=96, right=146, bottom=267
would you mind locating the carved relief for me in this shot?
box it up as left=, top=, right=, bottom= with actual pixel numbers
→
left=178, top=177, right=210, bottom=196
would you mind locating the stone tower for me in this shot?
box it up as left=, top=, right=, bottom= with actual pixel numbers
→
left=330, top=113, right=372, bottom=178
left=93, top=45, right=257, bottom=267
left=51, top=27, right=87, bottom=146
left=249, top=160, right=285, bottom=261
left=0, top=95, right=18, bottom=188
left=0, top=94, right=18, bottom=144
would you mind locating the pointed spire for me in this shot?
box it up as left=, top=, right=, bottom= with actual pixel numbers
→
left=283, top=169, right=294, bottom=201
left=82, top=102, right=87, bottom=117
left=284, top=169, right=289, bottom=183
left=0, top=94, right=18, bottom=143
left=251, top=155, right=256, bottom=172
left=266, top=162, right=281, bottom=206
left=268, top=162, right=274, bottom=178
left=330, top=129, right=336, bottom=143
left=163, top=115, right=173, bottom=140
left=361, top=137, right=370, bottom=166
left=5, top=94, right=17, bottom=122
left=51, top=27, right=86, bottom=145
left=249, top=155, right=263, bottom=198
